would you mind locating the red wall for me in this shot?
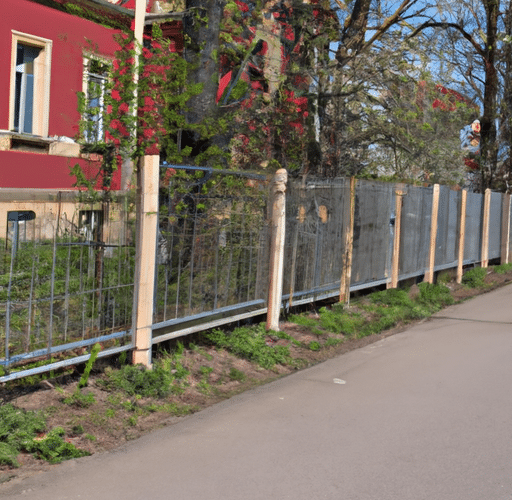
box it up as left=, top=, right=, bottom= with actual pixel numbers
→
left=0, top=151, right=120, bottom=190
left=1, top=0, right=120, bottom=138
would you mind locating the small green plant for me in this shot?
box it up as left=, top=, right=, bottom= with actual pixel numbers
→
left=79, top=343, right=102, bottom=388
left=308, top=341, right=321, bottom=351
left=70, top=424, right=84, bottom=436
left=228, top=367, right=246, bottom=382
left=324, top=337, right=343, bottom=347
left=63, top=391, right=96, bottom=408
left=84, top=433, right=96, bottom=441
left=127, top=416, right=138, bottom=427
left=462, top=267, right=487, bottom=288
left=197, top=379, right=212, bottom=395
left=199, top=366, right=213, bottom=376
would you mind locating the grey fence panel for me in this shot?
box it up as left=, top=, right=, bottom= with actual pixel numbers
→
left=1, top=201, right=135, bottom=375
left=154, top=170, right=270, bottom=324
left=351, top=180, right=394, bottom=286
left=464, top=191, right=483, bottom=263
left=399, top=185, right=433, bottom=278
left=435, top=186, right=460, bottom=269
left=509, top=200, right=512, bottom=261
left=489, top=192, right=502, bottom=260
left=284, top=178, right=349, bottom=303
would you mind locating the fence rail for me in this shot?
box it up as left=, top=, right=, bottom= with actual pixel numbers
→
left=1, top=164, right=510, bottom=383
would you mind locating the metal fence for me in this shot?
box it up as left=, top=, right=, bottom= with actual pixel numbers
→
left=0, top=200, right=135, bottom=379
left=151, top=167, right=271, bottom=343
left=1, top=171, right=510, bottom=382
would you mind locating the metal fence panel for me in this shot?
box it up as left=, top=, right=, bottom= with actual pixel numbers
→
left=351, top=180, right=394, bottom=286
left=284, top=178, right=349, bottom=304
left=464, top=191, right=483, bottom=263
left=154, top=169, right=270, bottom=324
left=1, top=201, right=134, bottom=374
left=399, top=185, right=433, bottom=278
left=435, top=186, right=460, bottom=269
left=489, top=192, right=503, bottom=260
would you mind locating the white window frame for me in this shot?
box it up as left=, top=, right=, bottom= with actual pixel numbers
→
left=9, top=31, right=52, bottom=137
left=82, top=55, right=110, bottom=144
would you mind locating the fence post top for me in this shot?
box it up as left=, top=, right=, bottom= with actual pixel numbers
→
left=272, top=169, right=288, bottom=194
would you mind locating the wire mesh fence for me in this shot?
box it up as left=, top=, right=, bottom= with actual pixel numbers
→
left=0, top=201, right=134, bottom=373
left=284, top=178, right=350, bottom=305
left=154, top=168, right=271, bottom=328
left=1, top=171, right=509, bottom=381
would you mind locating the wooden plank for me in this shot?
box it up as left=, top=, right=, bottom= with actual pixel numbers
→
left=132, top=155, right=159, bottom=367
left=340, top=177, right=356, bottom=303
left=389, top=184, right=405, bottom=289
left=425, top=184, right=440, bottom=284
left=481, top=188, right=491, bottom=268
left=266, top=169, right=287, bottom=331
left=457, top=189, right=467, bottom=284
left=501, top=193, right=511, bottom=264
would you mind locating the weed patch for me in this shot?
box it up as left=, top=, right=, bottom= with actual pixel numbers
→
left=205, top=324, right=291, bottom=369
left=462, top=267, right=487, bottom=288
left=0, top=404, right=89, bottom=467
left=493, top=263, right=512, bottom=274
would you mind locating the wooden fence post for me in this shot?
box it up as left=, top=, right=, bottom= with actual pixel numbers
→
left=388, top=185, right=405, bottom=289
left=340, top=177, right=356, bottom=304
left=481, top=188, right=491, bottom=268
left=501, top=193, right=511, bottom=264
left=132, top=155, right=159, bottom=367
left=266, top=169, right=287, bottom=331
left=425, top=184, right=440, bottom=284
left=457, top=189, right=467, bottom=284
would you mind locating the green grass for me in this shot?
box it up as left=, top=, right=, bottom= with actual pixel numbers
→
left=205, top=323, right=292, bottom=370
left=291, top=283, right=457, bottom=344
left=462, top=267, right=487, bottom=288
left=0, top=404, right=89, bottom=467
left=493, top=263, right=512, bottom=274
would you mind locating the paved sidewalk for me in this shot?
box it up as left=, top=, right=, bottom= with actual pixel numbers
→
left=3, top=285, right=512, bottom=500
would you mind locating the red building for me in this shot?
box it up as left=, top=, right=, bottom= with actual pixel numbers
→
left=0, top=0, right=182, bottom=240
left=0, top=0, right=129, bottom=190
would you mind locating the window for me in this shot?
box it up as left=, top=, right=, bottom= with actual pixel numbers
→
left=10, top=32, right=52, bottom=137
left=83, top=57, right=109, bottom=143
left=78, top=210, right=103, bottom=242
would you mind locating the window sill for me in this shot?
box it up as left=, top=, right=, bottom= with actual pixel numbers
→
left=0, top=132, right=81, bottom=157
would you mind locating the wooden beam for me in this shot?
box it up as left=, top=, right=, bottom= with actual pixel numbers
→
left=457, top=189, right=467, bottom=284
left=481, top=188, right=491, bottom=268
left=424, top=184, right=440, bottom=284
left=389, top=184, right=405, bottom=289
left=340, top=177, right=356, bottom=304
left=501, top=193, right=511, bottom=264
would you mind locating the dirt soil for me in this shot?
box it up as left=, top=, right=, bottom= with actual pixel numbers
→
left=1, top=267, right=511, bottom=485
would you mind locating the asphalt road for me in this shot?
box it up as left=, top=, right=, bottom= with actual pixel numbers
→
left=3, top=285, right=512, bottom=500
